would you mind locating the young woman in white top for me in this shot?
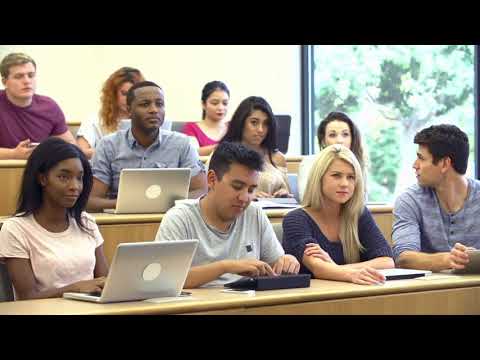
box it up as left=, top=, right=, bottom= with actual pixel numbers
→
left=0, top=138, right=108, bottom=300
left=219, top=96, right=292, bottom=198
left=76, top=67, right=144, bottom=159
left=298, top=112, right=367, bottom=201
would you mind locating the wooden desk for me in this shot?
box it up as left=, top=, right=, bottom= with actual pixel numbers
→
left=0, top=160, right=26, bottom=216
left=1, top=206, right=393, bottom=265
left=0, top=156, right=304, bottom=216
left=93, top=206, right=392, bottom=264
left=1, top=274, right=478, bottom=315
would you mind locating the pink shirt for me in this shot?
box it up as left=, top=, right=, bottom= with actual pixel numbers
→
left=182, top=122, right=219, bottom=147
left=0, top=212, right=103, bottom=294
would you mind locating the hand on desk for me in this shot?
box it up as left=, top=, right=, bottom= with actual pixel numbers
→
left=348, top=267, right=386, bottom=286
left=448, top=242, right=474, bottom=270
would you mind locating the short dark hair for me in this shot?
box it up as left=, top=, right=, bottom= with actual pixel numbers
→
left=209, top=141, right=264, bottom=180
left=414, top=124, right=469, bottom=174
left=221, top=96, right=278, bottom=164
left=16, top=138, right=93, bottom=232
left=126, top=80, right=162, bottom=107
left=201, top=81, right=230, bottom=119
left=317, top=111, right=365, bottom=169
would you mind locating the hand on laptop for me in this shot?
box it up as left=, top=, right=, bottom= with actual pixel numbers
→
left=69, top=277, right=106, bottom=294
left=224, top=259, right=276, bottom=277
left=272, top=254, right=300, bottom=275
left=272, top=189, right=293, bottom=198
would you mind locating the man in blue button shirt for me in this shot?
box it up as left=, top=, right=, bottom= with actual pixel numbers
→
left=392, top=124, right=480, bottom=272
left=88, top=81, right=207, bottom=212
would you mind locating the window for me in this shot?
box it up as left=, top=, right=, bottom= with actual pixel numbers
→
left=305, top=45, right=476, bottom=202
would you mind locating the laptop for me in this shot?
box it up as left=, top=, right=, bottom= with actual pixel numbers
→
left=378, top=268, right=432, bottom=280
left=63, top=240, right=198, bottom=303
left=254, top=197, right=299, bottom=209
left=104, top=168, right=191, bottom=214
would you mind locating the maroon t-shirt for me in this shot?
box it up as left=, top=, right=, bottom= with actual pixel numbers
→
left=0, top=90, right=68, bottom=148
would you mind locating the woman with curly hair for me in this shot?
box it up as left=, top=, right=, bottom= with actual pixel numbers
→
left=76, top=67, right=144, bottom=159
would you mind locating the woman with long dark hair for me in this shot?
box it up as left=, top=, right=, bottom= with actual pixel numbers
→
left=220, top=96, right=292, bottom=198
left=0, top=138, right=108, bottom=300
left=182, top=80, right=230, bottom=156
left=298, top=111, right=367, bottom=201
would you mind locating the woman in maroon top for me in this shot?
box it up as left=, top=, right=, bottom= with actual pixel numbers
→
left=182, top=81, right=230, bottom=156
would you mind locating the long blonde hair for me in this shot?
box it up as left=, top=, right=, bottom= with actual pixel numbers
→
left=302, top=144, right=365, bottom=263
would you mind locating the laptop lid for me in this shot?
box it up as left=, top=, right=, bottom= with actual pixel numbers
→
left=65, top=240, right=198, bottom=303
left=113, top=168, right=191, bottom=214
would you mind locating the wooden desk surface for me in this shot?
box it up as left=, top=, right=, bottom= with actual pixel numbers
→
left=1, top=274, right=479, bottom=315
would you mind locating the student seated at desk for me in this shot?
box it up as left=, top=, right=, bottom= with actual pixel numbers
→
left=76, top=67, right=173, bottom=160
left=88, top=81, right=208, bottom=212
left=76, top=67, right=145, bottom=160
left=298, top=112, right=367, bottom=202
left=182, top=81, right=230, bottom=156
left=392, top=124, right=480, bottom=272
left=218, top=96, right=292, bottom=198
left=155, top=141, right=299, bottom=288
left=0, top=52, right=76, bottom=160
left=283, top=144, right=394, bottom=285
left=0, top=138, right=108, bottom=300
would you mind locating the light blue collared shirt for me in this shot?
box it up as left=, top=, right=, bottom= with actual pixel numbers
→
left=92, top=128, right=205, bottom=197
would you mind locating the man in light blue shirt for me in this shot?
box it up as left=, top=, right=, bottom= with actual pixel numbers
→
left=88, top=81, right=207, bottom=212
left=392, top=124, right=480, bottom=272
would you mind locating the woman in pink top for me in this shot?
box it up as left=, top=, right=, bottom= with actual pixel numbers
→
left=182, top=81, right=230, bottom=156
left=0, top=138, right=109, bottom=300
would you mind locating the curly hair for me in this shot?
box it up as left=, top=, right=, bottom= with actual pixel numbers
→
left=99, top=67, right=144, bottom=133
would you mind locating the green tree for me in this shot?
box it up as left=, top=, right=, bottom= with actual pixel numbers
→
left=313, top=45, right=474, bottom=199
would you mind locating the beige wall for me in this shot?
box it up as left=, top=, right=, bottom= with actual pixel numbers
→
left=0, top=45, right=302, bottom=154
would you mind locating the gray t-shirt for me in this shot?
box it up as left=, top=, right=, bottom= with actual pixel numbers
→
left=392, top=177, right=480, bottom=261
left=92, top=128, right=204, bottom=197
left=155, top=199, right=285, bottom=287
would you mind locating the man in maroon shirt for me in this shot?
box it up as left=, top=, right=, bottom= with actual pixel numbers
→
left=0, top=52, right=75, bottom=159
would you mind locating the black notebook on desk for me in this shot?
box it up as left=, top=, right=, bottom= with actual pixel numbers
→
left=224, top=274, right=311, bottom=291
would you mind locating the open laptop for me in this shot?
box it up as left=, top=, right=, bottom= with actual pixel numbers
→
left=104, top=168, right=191, bottom=214
left=63, top=240, right=198, bottom=303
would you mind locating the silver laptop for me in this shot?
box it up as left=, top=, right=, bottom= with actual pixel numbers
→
left=105, top=168, right=191, bottom=214
left=63, top=240, right=198, bottom=303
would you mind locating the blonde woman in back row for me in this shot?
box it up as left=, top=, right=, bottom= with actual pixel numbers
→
left=282, top=144, right=394, bottom=285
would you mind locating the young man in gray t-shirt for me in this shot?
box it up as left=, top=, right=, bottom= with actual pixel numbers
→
left=393, top=124, right=479, bottom=272
left=156, top=141, right=299, bottom=288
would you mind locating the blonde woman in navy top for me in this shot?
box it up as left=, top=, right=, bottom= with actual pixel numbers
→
left=282, top=144, right=394, bottom=285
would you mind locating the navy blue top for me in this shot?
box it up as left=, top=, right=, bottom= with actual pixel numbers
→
left=282, top=207, right=393, bottom=275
